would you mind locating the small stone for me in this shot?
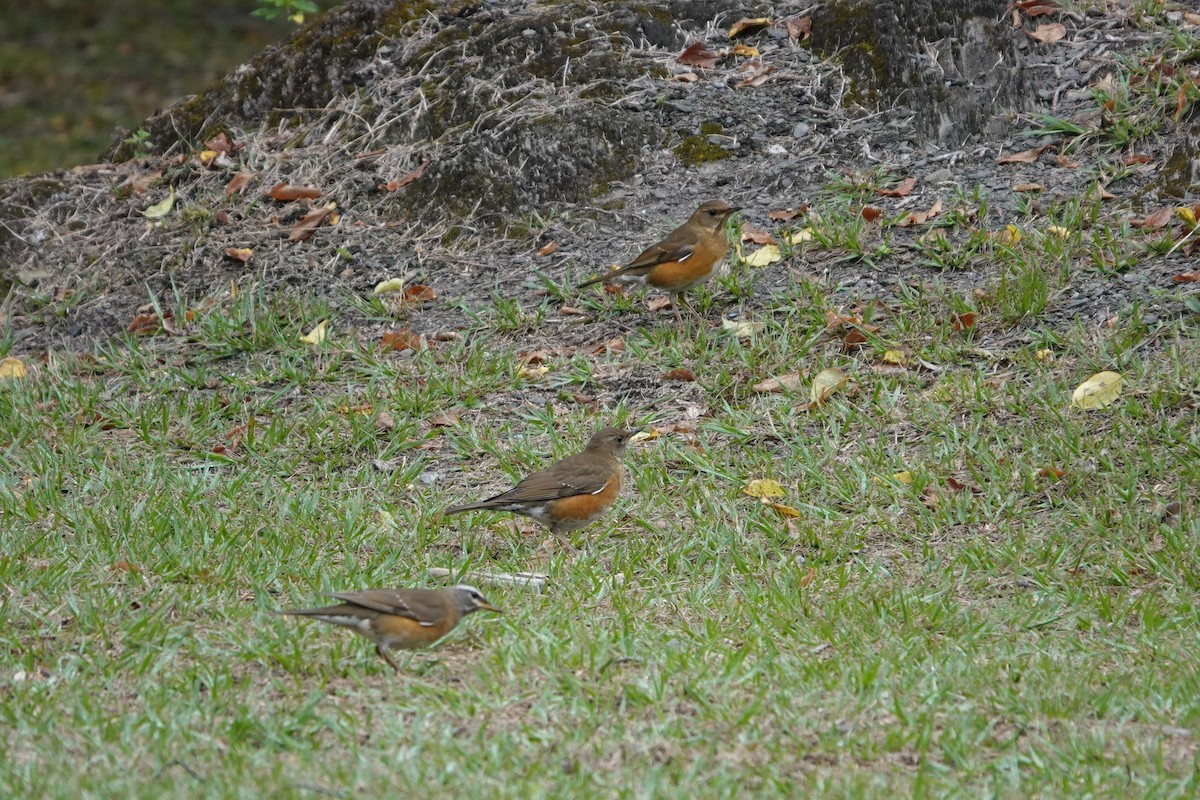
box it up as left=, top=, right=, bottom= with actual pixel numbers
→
left=792, top=122, right=810, bottom=138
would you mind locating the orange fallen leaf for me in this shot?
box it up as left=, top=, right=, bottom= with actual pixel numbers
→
left=877, top=176, right=917, bottom=197
left=860, top=206, right=883, bottom=222
left=224, top=247, right=252, bottom=263
left=662, top=368, right=697, bottom=382
left=268, top=182, right=322, bottom=202
left=1123, top=154, right=1152, bottom=165
left=590, top=337, right=625, bottom=355
left=647, top=296, right=674, bottom=312
left=560, top=305, right=588, bottom=316
left=401, top=284, right=437, bottom=303
left=677, top=42, right=722, bottom=69
left=381, top=328, right=428, bottom=352
left=1173, top=271, right=1200, bottom=283
left=1038, top=466, right=1067, bottom=479
left=537, top=241, right=559, bottom=256
left=127, top=313, right=166, bottom=335
left=736, top=61, right=773, bottom=88
left=951, top=311, right=978, bottom=331
left=1011, top=182, right=1045, bottom=193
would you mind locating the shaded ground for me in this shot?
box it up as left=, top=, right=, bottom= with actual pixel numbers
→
left=0, top=0, right=1196, bottom=360
left=0, top=0, right=293, bottom=178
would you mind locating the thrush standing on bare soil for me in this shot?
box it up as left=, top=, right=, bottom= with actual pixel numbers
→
left=277, top=584, right=500, bottom=673
left=576, top=199, right=740, bottom=322
left=443, top=426, right=636, bottom=540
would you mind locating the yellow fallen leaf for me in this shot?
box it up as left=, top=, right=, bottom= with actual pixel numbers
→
left=810, top=367, right=848, bottom=405
left=785, top=229, right=814, bottom=245
left=374, top=278, right=407, bottom=295
left=743, top=479, right=786, bottom=499
left=1047, top=225, right=1070, bottom=237
left=1070, top=371, right=1122, bottom=410
left=630, top=428, right=660, bottom=444
left=881, top=349, right=907, bottom=366
left=140, top=187, right=175, bottom=219
left=771, top=502, right=801, bottom=518
left=1036, top=349, right=1054, bottom=361
left=722, top=319, right=764, bottom=338
left=743, top=244, right=782, bottom=267
left=893, top=471, right=913, bottom=484
left=732, top=43, right=760, bottom=58
left=995, top=224, right=1021, bottom=246
left=300, top=320, right=328, bottom=346
left=517, top=365, right=550, bottom=380
left=0, top=356, right=27, bottom=379
left=1177, top=206, right=1197, bottom=227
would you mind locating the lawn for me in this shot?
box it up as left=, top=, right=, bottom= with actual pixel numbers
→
left=2, top=212, right=1197, bottom=798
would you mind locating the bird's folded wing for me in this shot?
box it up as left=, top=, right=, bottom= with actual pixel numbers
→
left=330, top=590, right=443, bottom=624
left=502, top=458, right=612, bottom=501
left=627, top=237, right=696, bottom=271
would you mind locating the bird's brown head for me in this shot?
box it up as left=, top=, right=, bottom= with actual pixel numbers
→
left=450, top=584, right=501, bottom=615
left=690, top=199, right=740, bottom=231
left=586, top=426, right=638, bottom=458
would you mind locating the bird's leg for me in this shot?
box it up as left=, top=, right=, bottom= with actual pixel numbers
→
left=376, top=644, right=402, bottom=674
left=672, top=293, right=684, bottom=325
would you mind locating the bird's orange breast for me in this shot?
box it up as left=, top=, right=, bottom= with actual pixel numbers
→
left=372, top=612, right=456, bottom=649
left=645, top=237, right=727, bottom=291
left=545, top=473, right=622, bottom=529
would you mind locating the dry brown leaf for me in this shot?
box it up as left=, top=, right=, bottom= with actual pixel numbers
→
left=662, top=368, right=697, bottom=382
left=1095, top=183, right=1115, bottom=200
left=225, top=172, right=253, bottom=196
left=1014, top=0, right=1060, bottom=17
left=736, top=61, right=773, bottom=88
left=288, top=202, right=337, bottom=241
left=1038, top=466, right=1066, bottom=479
left=783, top=16, right=812, bottom=41
left=1054, top=154, right=1079, bottom=169
left=537, top=241, right=559, bottom=256
left=268, top=182, right=322, bottom=202
left=381, top=328, right=428, bottom=352
left=877, top=176, right=917, bottom=197
left=430, top=411, right=460, bottom=428
left=671, top=72, right=699, bottom=83
left=393, top=160, right=428, bottom=190
left=843, top=329, right=868, bottom=350
left=647, top=296, right=674, bottom=312
left=860, top=206, right=883, bottom=222
left=752, top=373, right=803, bottom=393
left=559, top=305, right=588, bottom=316
left=728, top=17, right=770, bottom=37
left=1011, top=183, right=1045, bottom=193
left=732, top=43, right=760, bottom=58
left=768, top=205, right=808, bottom=221
left=740, top=222, right=776, bottom=245
left=997, top=143, right=1053, bottom=164
left=897, top=198, right=943, bottom=227
left=127, top=313, right=166, bottom=335
left=677, top=42, right=722, bottom=69
left=224, top=247, right=252, bottom=263
left=808, top=367, right=848, bottom=407
left=1026, top=23, right=1066, bottom=44
left=1173, top=271, right=1200, bottom=283
left=590, top=337, right=625, bottom=355
left=205, top=133, right=236, bottom=154
left=1123, top=154, right=1153, bottom=165
left=1131, top=207, right=1172, bottom=229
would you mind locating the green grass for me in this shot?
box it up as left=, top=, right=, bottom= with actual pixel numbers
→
left=1, top=257, right=1198, bottom=798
